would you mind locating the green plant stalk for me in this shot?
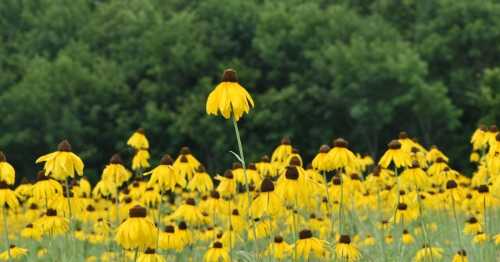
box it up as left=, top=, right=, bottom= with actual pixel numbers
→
left=2, top=207, right=11, bottom=262
left=231, top=116, right=259, bottom=259
left=338, top=172, right=344, bottom=234
left=450, top=193, right=464, bottom=251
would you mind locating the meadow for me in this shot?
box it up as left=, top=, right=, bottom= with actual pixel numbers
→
left=0, top=69, right=499, bottom=262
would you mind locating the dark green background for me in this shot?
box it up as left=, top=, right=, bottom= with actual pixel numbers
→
left=1, top=0, right=499, bottom=182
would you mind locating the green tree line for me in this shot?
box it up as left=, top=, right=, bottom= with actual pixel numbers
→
left=1, top=0, right=499, bottom=181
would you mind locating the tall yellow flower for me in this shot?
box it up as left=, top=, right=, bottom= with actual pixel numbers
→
left=378, top=140, right=411, bottom=168
left=127, top=128, right=149, bottom=150
left=35, top=140, right=84, bottom=180
left=0, top=152, right=15, bottom=185
left=206, top=69, right=254, bottom=121
left=327, top=138, right=357, bottom=171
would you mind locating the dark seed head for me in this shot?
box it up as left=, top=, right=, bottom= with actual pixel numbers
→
left=388, top=140, right=401, bottom=150
left=260, top=178, right=275, bottom=192
left=210, top=191, right=220, bottom=199
left=26, top=223, right=33, bottom=228
left=399, top=132, right=408, bottom=139
left=46, top=209, right=57, bottom=217
left=274, top=236, right=284, bottom=243
left=164, top=225, right=175, bottom=233
left=319, top=145, right=330, bottom=154
left=0, top=152, right=6, bottom=162
left=281, top=137, right=291, bottom=145
left=221, top=69, right=238, bottom=82
left=285, top=166, right=299, bottom=180
left=109, top=154, right=123, bottom=164
left=299, top=229, right=312, bottom=239
left=332, top=176, right=341, bottom=185
left=178, top=221, right=187, bottom=230
left=160, top=154, right=174, bottom=165
left=232, top=209, right=239, bottom=216
left=129, top=205, right=147, bottom=218
left=260, top=155, right=270, bottom=162
left=397, top=203, right=408, bottom=210
left=457, top=249, right=466, bottom=256
left=186, top=198, right=196, bottom=206
left=333, top=138, right=348, bottom=148
left=224, top=170, right=234, bottom=179
left=179, top=155, right=188, bottom=163
left=0, top=181, right=8, bottom=189
left=446, top=180, right=458, bottom=189
left=196, top=165, right=206, bottom=173
left=467, top=217, right=478, bottom=224
left=339, top=234, right=351, bottom=244
left=289, top=156, right=301, bottom=167
left=213, top=241, right=223, bottom=248
left=232, top=162, right=242, bottom=169
left=478, top=185, right=489, bottom=193
left=436, top=157, right=446, bottom=163
left=136, top=128, right=145, bottom=134
left=86, top=205, right=96, bottom=212
left=57, top=140, right=72, bottom=152
left=489, top=125, right=497, bottom=132
left=144, top=248, right=155, bottom=254
left=410, top=161, right=420, bottom=169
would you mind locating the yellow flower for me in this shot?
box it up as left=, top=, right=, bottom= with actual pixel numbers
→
left=216, top=170, right=237, bottom=197
left=335, top=235, right=361, bottom=261
left=203, top=241, right=230, bottom=262
left=35, top=140, right=84, bottom=180
left=295, top=229, right=327, bottom=260
left=168, top=198, right=204, bottom=226
left=132, top=149, right=150, bottom=170
left=426, top=145, right=449, bottom=163
left=399, top=161, right=429, bottom=191
left=327, top=138, right=358, bottom=170
left=452, top=250, right=468, bottom=262
left=34, top=208, right=69, bottom=236
left=188, top=165, right=214, bottom=193
left=32, top=170, right=63, bottom=203
left=127, top=128, right=149, bottom=150
left=471, top=125, right=488, bottom=150
left=20, top=223, right=43, bottom=240
left=102, top=154, right=131, bottom=186
left=137, top=249, right=165, bottom=262
left=146, top=154, right=185, bottom=191
left=206, top=69, right=254, bottom=121
left=271, top=137, right=293, bottom=164
left=402, top=229, right=414, bottom=245
left=159, top=225, right=183, bottom=250
left=379, top=140, right=411, bottom=168
left=174, top=147, right=201, bottom=170
left=0, top=152, right=15, bottom=185
left=264, top=236, right=293, bottom=260
left=115, top=205, right=158, bottom=249
left=472, top=231, right=488, bottom=245
left=413, top=245, right=443, bottom=262
left=0, top=182, right=19, bottom=209
left=250, top=178, right=283, bottom=218
left=312, top=145, right=331, bottom=171
left=0, top=245, right=28, bottom=261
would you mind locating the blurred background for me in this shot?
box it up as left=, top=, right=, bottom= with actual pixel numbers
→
left=1, top=0, right=499, bottom=181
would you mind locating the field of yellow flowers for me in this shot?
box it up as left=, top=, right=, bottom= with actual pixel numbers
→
left=0, top=69, right=499, bottom=261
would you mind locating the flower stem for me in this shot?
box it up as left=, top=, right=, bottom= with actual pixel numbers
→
left=451, top=194, right=464, bottom=250
left=338, top=172, right=344, bottom=234
left=231, top=116, right=259, bottom=259
left=2, top=207, right=11, bottom=262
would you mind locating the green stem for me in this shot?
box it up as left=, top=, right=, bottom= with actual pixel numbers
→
left=2, top=208, right=11, bottom=262
left=451, top=194, right=464, bottom=250
left=338, top=172, right=344, bottom=234
left=231, top=116, right=259, bottom=259
left=156, top=191, right=163, bottom=249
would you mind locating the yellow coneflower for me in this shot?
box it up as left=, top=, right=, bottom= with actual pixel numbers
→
left=463, top=217, right=481, bottom=235
left=362, top=235, right=376, bottom=246
left=494, top=233, right=500, bottom=245
left=74, top=176, right=92, bottom=197
left=452, top=249, right=468, bottom=262
left=472, top=231, right=488, bottom=245
left=471, top=125, right=488, bottom=150
left=20, top=223, right=42, bottom=240
left=413, top=245, right=443, bottom=262
left=0, top=152, right=15, bottom=185
left=393, top=202, right=418, bottom=224
left=312, top=145, right=331, bottom=171
left=250, top=178, right=283, bottom=218
left=102, top=154, right=131, bottom=187
left=401, top=229, right=414, bottom=245
left=159, top=225, right=182, bottom=251
left=470, top=151, right=480, bottom=163
left=35, top=140, right=84, bottom=180
left=145, top=154, right=185, bottom=191
left=256, top=155, right=276, bottom=178
left=14, top=179, right=31, bottom=201
left=127, top=128, right=149, bottom=150
left=264, top=236, right=293, bottom=260
left=335, top=235, right=360, bottom=261
left=34, top=208, right=69, bottom=236
left=248, top=218, right=275, bottom=240
left=206, top=68, right=254, bottom=121
left=0, top=245, right=28, bottom=261
left=426, top=145, right=449, bottom=163
left=0, top=181, right=19, bottom=209
left=203, top=241, right=230, bottom=262
left=486, top=125, right=498, bottom=146
left=115, top=205, right=158, bottom=249
left=327, top=138, right=357, bottom=170
left=379, top=140, right=411, bottom=168
left=399, top=161, right=429, bottom=191
left=188, top=165, right=214, bottom=193
left=295, top=229, right=327, bottom=260
left=137, top=248, right=165, bottom=262
left=174, top=147, right=201, bottom=170
left=168, top=198, right=204, bottom=226
left=132, top=149, right=150, bottom=171
left=216, top=170, right=237, bottom=197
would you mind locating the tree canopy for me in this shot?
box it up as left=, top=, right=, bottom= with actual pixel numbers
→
left=1, top=0, right=498, bottom=180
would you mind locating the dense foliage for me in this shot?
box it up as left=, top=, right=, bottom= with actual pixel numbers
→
left=1, top=0, right=499, bottom=180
